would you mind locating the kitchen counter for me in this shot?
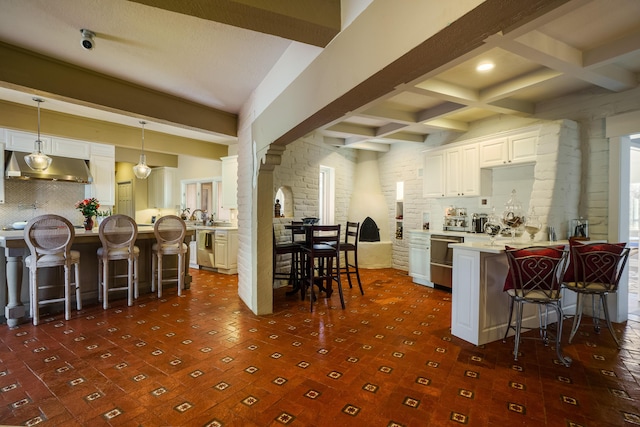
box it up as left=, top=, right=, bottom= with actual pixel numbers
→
left=450, top=240, right=575, bottom=346
left=1, top=226, right=195, bottom=327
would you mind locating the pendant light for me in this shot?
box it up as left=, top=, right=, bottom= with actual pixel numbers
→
left=24, top=98, right=52, bottom=171
left=133, top=120, right=152, bottom=179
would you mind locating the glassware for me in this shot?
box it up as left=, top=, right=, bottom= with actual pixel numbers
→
left=524, top=207, right=541, bottom=242
left=484, top=207, right=502, bottom=246
left=502, top=189, right=524, bottom=243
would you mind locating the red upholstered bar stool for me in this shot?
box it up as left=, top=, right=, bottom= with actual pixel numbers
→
left=24, top=215, right=82, bottom=325
left=152, top=215, right=188, bottom=298
left=562, top=241, right=631, bottom=348
left=502, top=245, right=571, bottom=366
left=97, top=215, right=139, bottom=309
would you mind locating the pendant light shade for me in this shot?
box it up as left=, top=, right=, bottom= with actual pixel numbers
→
left=133, top=121, right=152, bottom=179
left=24, top=98, right=52, bottom=171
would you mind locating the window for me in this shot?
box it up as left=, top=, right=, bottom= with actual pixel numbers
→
left=319, top=165, right=335, bottom=224
left=181, top=178, right=223, bottom=220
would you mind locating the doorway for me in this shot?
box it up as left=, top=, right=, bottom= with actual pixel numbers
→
left=117, top=181, right=134, bottom=217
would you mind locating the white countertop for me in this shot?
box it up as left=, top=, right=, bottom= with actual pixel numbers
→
left=449, top=240, right=570, bottom=254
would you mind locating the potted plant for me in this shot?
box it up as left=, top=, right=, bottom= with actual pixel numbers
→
left=96, top=209, right=111, bottom=227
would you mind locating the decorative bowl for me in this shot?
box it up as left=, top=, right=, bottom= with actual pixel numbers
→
left=302, top=217, right=319, bottom=225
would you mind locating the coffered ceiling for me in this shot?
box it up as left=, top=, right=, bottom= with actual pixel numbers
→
left=0, top=0, right=638, bottom=153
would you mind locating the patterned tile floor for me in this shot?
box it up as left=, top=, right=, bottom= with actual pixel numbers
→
left=1, top=268, right=639, bottom=426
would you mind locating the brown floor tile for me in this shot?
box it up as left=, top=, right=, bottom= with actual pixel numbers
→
left=0, top=268, right=639, bottom=426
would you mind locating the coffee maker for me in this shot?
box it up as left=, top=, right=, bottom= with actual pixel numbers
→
left=471, top=213, right=488, bottom=233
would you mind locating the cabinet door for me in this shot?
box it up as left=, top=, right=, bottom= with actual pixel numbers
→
left=6, top=130, right=51, bottom=154
left=460, top=144, right=480, bottom=196
left=409, top=232, right=431, bottom=285
left=51, top=137, right=90, bottom=159
left=479, top=138, right=508, bottom=167
left=88, top=155, right=115, bottom=205
left=509, top=132, right=537, bottom=164
left=148, top=167, right=178, bottom=209
left=444, top=148, right=461, bottom=197
left=214, top=232, right=228, bottom=268
left=221, top=155, right=238, bottom=210
left=423, top=151, right=445, bottom=197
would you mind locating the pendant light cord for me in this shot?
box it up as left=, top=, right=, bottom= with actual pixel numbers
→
left=140, top=120, right=146, bottom=153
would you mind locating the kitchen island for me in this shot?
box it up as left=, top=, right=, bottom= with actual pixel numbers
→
left=0, top=226, right=195, bottom=327
left=449, top=240, right=576, bottom=346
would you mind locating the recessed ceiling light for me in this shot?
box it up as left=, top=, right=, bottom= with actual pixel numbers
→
left=476, top=62, right=494, bottom=72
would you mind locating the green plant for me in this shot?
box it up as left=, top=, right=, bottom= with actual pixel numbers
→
left=97, top=209, right=111, bottom=217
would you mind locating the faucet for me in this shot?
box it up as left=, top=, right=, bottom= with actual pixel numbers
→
left=189, top=209, right=207, bottom=223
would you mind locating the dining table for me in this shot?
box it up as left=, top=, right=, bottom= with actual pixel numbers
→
left=0, top=225, right=195, bottom=327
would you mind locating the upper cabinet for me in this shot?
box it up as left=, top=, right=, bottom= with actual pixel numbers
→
left=86, top=143, right=115, bottom=206
left=221, top=155, right=238, bottom=210
left=423, top=126, right=540, bottom=199
left=423, top=151, right=445, bottom=198
left=479, top=130, right=538, bottom=167
left=148, top=167, right=178, bottom=209
left=425, top=144, right=490, bottom=198
left=5, top=129, right=51, bottom=154
left=5, top=130, right=91, bottom=159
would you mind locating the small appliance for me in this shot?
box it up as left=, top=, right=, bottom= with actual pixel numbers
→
left=471, top=213, right=488, bottom=233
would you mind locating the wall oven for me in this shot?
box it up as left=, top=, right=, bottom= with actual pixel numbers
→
left=430, top=235, right=464, bottom=289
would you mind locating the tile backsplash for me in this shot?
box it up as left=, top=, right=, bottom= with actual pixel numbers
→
left=0, top=180, right=91, bottom=227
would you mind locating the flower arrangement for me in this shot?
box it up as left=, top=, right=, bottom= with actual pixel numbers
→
left=75, top=198, right=100, bottom=217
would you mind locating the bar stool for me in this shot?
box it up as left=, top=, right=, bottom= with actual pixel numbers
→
left=301, top=224, right=345, bottom=312
left=503, top=245, right=571, bottom=366
left=562, top=241, right=631, bottom=347
left=152, top=215, right=188, bottom=298
left=273, top=221, right=305, bottom=293
left=336, top=221, right=364, bottom=295
left=97, top=215, right=139, bottom=309
left=24, top=214, right=82, bottom=325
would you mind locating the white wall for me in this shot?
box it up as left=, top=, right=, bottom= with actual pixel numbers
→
left=177, top=155, right=221, bottom=180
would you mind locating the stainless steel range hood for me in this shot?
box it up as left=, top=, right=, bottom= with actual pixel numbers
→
left=5, top=151, right=93, bottom=183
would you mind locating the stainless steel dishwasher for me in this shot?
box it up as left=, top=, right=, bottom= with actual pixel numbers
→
left=430, top=235, right=464, bottom=289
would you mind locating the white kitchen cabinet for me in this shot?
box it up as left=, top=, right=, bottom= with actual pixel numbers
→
left=221, top=155, right=238, bottom=210
left=423, top=151, right=445, bottom=197
left=86, top=143, right=115, bottom=205
left=5, top=129, right=51, bottom=154
left=427, top=144, right=489, bottom=198
left=408, top=231, right=431, bottom=287
left=51, top=137, right=91, bottom=159
left=479, top=131, right=537, bottom=167
left=5, top=130, right=93, bottom=159
left=214, top=229, right=238, bottom=274
left=148, top=167, right=178, bottom=209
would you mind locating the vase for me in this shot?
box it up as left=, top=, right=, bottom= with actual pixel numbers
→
left=83, top=216, right=94, bottom=231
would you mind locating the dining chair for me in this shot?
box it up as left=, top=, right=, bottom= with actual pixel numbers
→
left=24, top=214, right=82, bottom=325
left=562, top=241, right=631, bottom=348
left=503, top=245, right=571, bottom=366
left=152, top=215, right=188, bottom=298
left=300, top=224, right=345, bottom=312
left=97, top=214, right=139, bottom=309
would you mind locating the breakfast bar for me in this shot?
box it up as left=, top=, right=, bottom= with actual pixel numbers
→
left=450, top=240, right=576, bottom=346
left=0, top=226, right=195, bottom=327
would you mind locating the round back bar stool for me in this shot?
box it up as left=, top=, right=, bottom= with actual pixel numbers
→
left=24, top=214, right=82, bottom=325
left=97, top=215, right=139, bottom=309
left=152, top=215, right=188, bottom=298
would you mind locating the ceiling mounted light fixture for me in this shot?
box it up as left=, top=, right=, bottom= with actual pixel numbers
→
left=476, top=62, right=495, bottom=72
left=24, top=98, right=52, bottom=172
left=133, top=121, right=152, bottom=179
